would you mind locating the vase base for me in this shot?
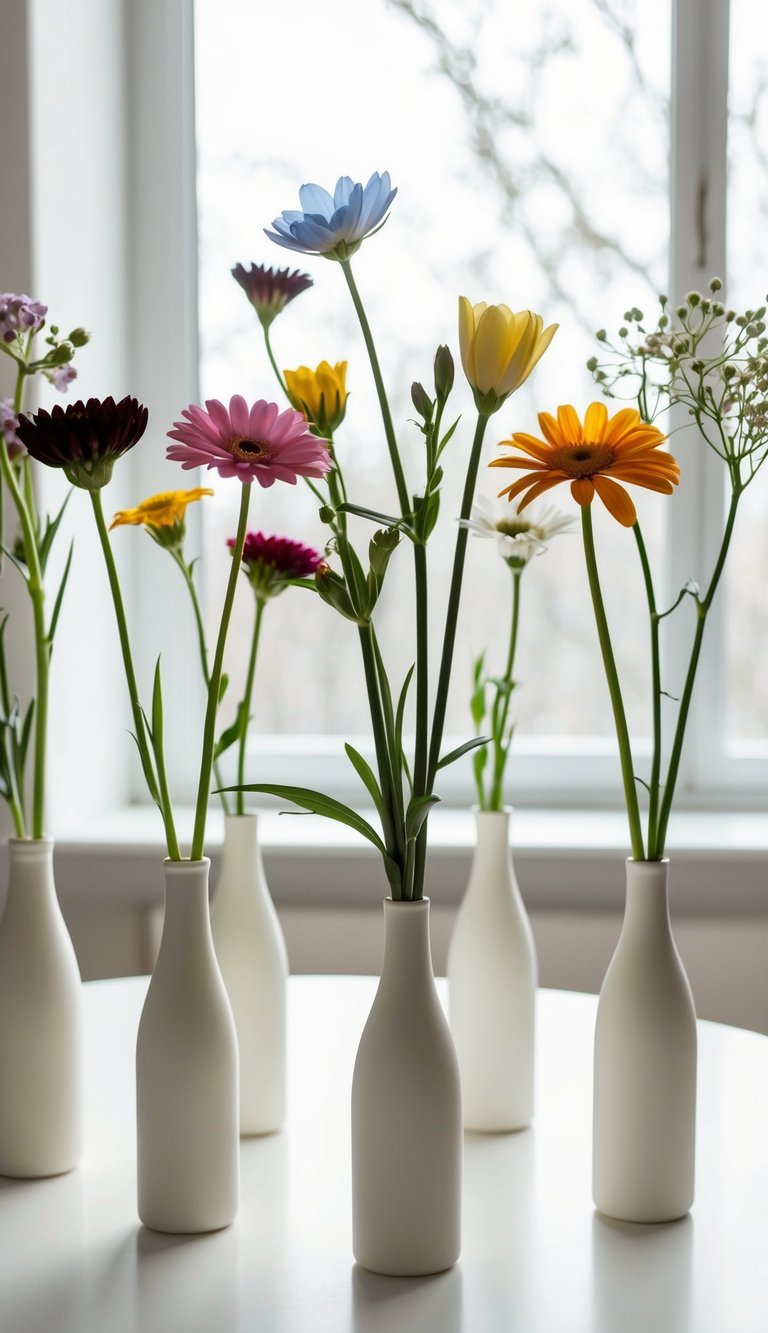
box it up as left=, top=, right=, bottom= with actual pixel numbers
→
left=464, top=1119, right=532, bottom=1135
left=593, top=1202, right=692, bottom=1225
left=0, top=1158, right=79, bottom=1180
left=139, top=1215, right=236, bottom=1236
left=354, top=1254, right=460, bottom=1278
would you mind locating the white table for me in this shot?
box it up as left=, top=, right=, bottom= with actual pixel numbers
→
left=1, top=977, right=767, bottom=1333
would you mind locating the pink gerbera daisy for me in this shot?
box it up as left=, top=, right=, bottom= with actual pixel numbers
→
left=166, top=395, right=331, bottom=486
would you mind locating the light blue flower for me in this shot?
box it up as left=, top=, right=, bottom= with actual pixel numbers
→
left=265, top=173, right=397, bottom=261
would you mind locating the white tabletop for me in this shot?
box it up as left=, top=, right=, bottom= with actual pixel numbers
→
left=1, top=976, right=767, bottom=1333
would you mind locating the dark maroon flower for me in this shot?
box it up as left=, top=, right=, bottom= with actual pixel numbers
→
left=228, top=530, right=324, bottom=600
left=16, top=395, right=148, bottom=490
left=231, top=263, right=313, bottom=329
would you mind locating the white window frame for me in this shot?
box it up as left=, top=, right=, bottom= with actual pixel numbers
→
left=2, top=0, right=766, bottom=839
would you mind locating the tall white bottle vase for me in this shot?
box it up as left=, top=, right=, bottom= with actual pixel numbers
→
left=211, top=813, right=288, bottom=1135
left=352, top=897, right=462, bottom=1276
left=593, top=858, right=697, bottom=1222
left=0, top=838, right=83, bottom=1178
left=448, top=809, right=537, bottom=1132
left=136, top=857, right=239, bottom=1233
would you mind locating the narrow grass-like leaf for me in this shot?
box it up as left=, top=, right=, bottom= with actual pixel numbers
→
left=37, top=491, right=73, bottom=574
left=344, top=743, right=384, bottom=816
left=437, top=734, right=492, bottom=771
left=47, top=540, right=74, bottom=646
left=405, top=792, right=440, bottom=841
left=128, top=729, right=160, bottom=807
left=222, top=782, right=388, bottom=856
left=18, top=699, right=34, bottom=772
left=1, top=546, right=29, bottom=583
left=394, top=663, right=415, bottom=757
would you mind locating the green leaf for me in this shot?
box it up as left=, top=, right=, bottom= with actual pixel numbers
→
left=0, top=545, right=29, bottom=583
left=151, top=658, right=165, bottom=753
left=473, top=745, right=488, bottom=782
left=435, top=415, right=461, bottom=460
left=220, top=783, right=388, bottom=856
left=37, top=490, right=72, bottom=575
left=213, top=705, right=245, bottom=760
left=344, top=743, right=384, bottom=815
left=405, top=792, right=440, bottom=841
left=338, top=501, right=407, bottom=528
left=47, top=540, right=74, bottom=646
left=128, top=729, right=160, bottom=807
left=218, top=672, right=229, bottom=703
left=395, top=663, right=415, bottom=756
left=18, top=700, right=34, bottom=772
left=437, top=734, right=492, bottom=771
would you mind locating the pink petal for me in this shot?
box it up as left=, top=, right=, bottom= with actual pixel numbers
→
left=229, top=394, right=250, bottom=436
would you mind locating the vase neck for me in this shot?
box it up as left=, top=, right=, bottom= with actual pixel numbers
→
left=157, top=859, right=214, bottom=966
left=621, top=859, right=672, bottom=938
left=468, top=809, right=515, bottom=893
left=379, top=898, right=435, bottom=998
left=5, top=837, right=56, bottom=897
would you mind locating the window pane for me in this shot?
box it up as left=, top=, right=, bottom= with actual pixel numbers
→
left=725, top=0, right=768, bottom=746
left=194, top=0, right=670, bottom=744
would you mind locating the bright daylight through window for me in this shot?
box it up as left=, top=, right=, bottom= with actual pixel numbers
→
left=193, top=0, right=765, bottom=802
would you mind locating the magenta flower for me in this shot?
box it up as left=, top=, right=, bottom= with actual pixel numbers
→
left=0, top=293, right=47, bottom=343
left=229, top=530, right=324, bottom=599
left=167, top=395, right=331, bottom=486
left=231, top=263, right=313, bottom=330
left=0, top=397, right=23, bottom=458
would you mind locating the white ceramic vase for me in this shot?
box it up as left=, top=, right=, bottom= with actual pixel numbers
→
left=136, top=857, right=239, bottom=1233
left=448, top=808, right=537, bottom=1132
left=352, top=897, right=462, bottom=1276
left=0, top=837, right=83, bottom=1178
left=211, top=812, right=288, bottom=1135
left=593, top=858, right=697, bottom=1222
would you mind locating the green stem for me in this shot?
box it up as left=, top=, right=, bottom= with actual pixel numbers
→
left=581, top=505, right=645, bottom=861
left=190, top=481, right=251, bottom=860
left=236, top=597, right=265, bottom=816
left=0, top=438, right=48, bottom=838
left=426, top=413, right=490, bottom=788
left=340, top=259, right=410, bottom=517
left=263, top=327, right=289, bottom=398
left=412, top=413, right=490, bottom=899
left=413, top=538, right=429, bottom=798
left=632, top=522, right=662, bottom=856
left=654, top=486, right=741, bottom=856
left=489, top=569, right=522, bottom=811
left=91, top=490, right=181, bottom=859
left=169, top=548, right=231, bottom=816
left=358, top=623, right=401, bottom=885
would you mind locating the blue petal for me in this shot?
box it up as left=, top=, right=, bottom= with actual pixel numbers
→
left=332, top=183, right=364, bottom=239
left=333, top=176, right=357, bottom=209
left=292, top=217, right=338, bottom=251
left=264, top=227, right=311, bottom=254
left=299, top=183, right=334, bottom=218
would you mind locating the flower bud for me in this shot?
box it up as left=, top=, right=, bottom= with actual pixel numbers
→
left=68, top=327, right=90, bottom=347
left=709, top=277, right=722, bottom=293
left=433, top=344, right=454, bottom=402
left=410, top=381, right=433, bottom=421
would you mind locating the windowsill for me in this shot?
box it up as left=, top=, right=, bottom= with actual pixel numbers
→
left=48, top=804, right=768, bottom=918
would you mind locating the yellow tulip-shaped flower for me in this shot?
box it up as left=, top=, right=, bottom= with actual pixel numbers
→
left=284, top=360, right=348, bottom=436
left=110, top=487, right=213, bottom=547
left=458, top=298, right=558, bottom=415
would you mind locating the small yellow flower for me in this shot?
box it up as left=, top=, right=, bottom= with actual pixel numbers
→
left=110, top=487, right=213, bottom=547
left=284, top=360, right=348, bottom=436
left=458, top=298, right=557, bottom=415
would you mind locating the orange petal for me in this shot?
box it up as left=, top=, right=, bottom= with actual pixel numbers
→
left=602, top=408, right=643, bottom=445
left=515, top=473, right=568, bottom=511
left=495, top=472, right=542, bottom=502
left=489, top=456, right=548, bottom=471
left=607, top=468, right=676, bottom=494
left=508, top=432, right=553, bottom=460
left=570, top=478, right=595, bottom=507
left=538, top=411, right=566, bottom=447
left=583, top=401, right=608, bottom=441
left=592, top=474, right=637, bottom=526
left=557, top=404, right=584, bottom=443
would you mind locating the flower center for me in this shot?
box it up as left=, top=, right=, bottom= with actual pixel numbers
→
left=552, top=442, right=615, bottom=477
left=496, top=518, right=532, bottom=538
left=229, top=435, right=271, bottom=462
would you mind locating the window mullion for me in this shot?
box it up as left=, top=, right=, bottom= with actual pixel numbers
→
left=667, top=0, right=730, bottom=800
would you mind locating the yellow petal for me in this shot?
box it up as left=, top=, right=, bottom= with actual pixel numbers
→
left=458, top=297, right=477, bottom=381
left=557, top=404, right=584, bottom=444
left=473, top=305, right=515, bottom=393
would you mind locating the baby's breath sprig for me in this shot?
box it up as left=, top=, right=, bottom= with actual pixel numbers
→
left=588, top=279, right=768, bottom=491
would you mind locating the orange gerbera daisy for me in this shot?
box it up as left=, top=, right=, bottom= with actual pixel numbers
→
left=491, top=402, right=680, bottom=527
